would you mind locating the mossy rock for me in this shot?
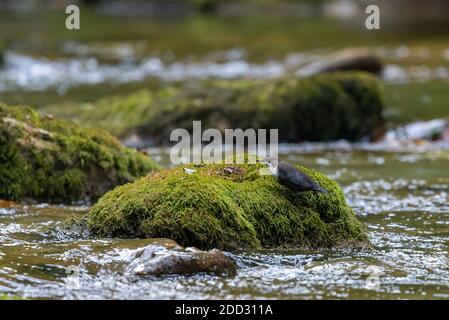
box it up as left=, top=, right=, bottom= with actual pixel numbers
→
left=43, top=72, right=384, bottom=145
left=87, top=162, right=368, bottom=250
left=0, top=103, right=160, bottom=203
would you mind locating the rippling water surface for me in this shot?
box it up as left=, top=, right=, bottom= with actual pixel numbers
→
left=1, top=150, right=448, bottom=299
left=1, top=47, right=448, bottom=92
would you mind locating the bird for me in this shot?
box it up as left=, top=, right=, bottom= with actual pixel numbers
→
left=259, top=157, right=327, bottom=194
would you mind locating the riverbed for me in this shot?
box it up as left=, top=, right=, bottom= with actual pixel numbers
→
left=1, top=149, right=448, bottom=299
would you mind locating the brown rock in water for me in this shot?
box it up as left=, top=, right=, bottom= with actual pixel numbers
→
left=297, top=49, right=383, bottom=76
left=125, top=239, right=236, bottom=277
left=0, top=199, right=17, bottom=208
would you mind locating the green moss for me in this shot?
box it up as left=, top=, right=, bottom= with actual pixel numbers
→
left=0, top=294, right=23, bottom=300
left=0, top=103, right=160, bottom=203
left=43, top=72, right=384, bottom=144
left=87, top=161, right=368, bottom=250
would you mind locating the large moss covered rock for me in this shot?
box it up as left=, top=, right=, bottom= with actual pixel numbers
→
left=43, top=72, right=384, bottom=145
left=87, top=162, right=368, bottom=250
left=0, top=103, right=159, bottom=203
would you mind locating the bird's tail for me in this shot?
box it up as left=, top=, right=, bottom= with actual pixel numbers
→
left=314, top=185, right=328, bottom=194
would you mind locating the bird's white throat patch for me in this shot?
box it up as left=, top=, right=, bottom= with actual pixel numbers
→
left=268, top=164, right=278, bottom=176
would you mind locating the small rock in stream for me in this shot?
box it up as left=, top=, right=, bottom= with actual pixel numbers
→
left=125, top=239, right=236, bottom=277
left=297, top=48, right=383, bottom=76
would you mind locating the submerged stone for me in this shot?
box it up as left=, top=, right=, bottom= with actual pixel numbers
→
left=43, top=72, right=385, bottom=145
left=87, top=162, right=368, bottom=250
left=0, top=103, right=160, bottom=203
left=125, top=238, right=236, bottom=277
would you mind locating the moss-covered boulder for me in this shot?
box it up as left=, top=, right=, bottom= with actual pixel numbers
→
left=0, top=103, right=159, bottom=203
left=87, top=162, right=368, bottom=250
left=43, top=72, right=384, bottom=145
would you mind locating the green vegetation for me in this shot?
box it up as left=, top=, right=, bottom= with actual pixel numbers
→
left=0, top=9, right=376, bottom=62
left=44, top=72, right=384, bottom=143
left=87, top=161, right=368, bottom=250
left=1, top=6, right=447, bottom=63
left=0, top=103, right=159, bottom=203
left=0, top=294, right=22, bottom=300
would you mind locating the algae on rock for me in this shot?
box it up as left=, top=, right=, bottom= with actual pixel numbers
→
left=43, top=72, right=384, bottom=144
left=0, top=103, right=160, bottom=203
left=87, top=162, right=368, bottom=250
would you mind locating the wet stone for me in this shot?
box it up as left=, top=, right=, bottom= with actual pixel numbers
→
left=125, top=239, right=237, bottom=277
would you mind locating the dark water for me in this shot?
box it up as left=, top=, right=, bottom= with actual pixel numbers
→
left=1, top=149, right=448, bottom=299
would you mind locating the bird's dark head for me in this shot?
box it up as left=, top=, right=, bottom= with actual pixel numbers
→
left=258, top=156, right=279, bottom=167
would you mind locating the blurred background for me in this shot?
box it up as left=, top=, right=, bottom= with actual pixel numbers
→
left=0, top=0, right=448, bottom=130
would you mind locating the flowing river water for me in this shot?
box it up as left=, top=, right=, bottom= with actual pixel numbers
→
left=1, top=148, right=448, bottom=299
left=1, top=3, right=449, bottom=300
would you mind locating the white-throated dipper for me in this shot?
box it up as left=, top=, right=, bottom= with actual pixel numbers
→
left=260, top=157, right=327, bottom=193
